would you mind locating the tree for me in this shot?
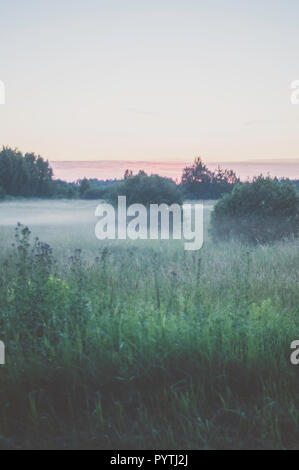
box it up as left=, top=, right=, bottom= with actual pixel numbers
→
left=210, top=176, right=299, bottom=244
left=83, top=187, right=106, bottom=199
left=0, top=147, right=53, bottom=197
left=124, top=169, right=133, bottom=179
left=181, top=157, right=213, bottom=198
left=211, top=166, right=240, bottom=198
left=181, top=157, right=239, bottom=199
left=52, top=180, right=78, bottom=199
left=107, top=171, right=183, bottom=206
left=78, top=178, right=90, bottom=198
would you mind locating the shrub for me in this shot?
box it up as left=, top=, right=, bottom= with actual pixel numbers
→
left=106, top=171, right=183, bottom=206
left=210, top=177, right=299, bottom=243
left=52, top=179, right=77, bottom=199
left=83, top=187, right=106, bottom=200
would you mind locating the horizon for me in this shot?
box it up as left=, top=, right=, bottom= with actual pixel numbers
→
left=50, top=158, right=299, bottom=182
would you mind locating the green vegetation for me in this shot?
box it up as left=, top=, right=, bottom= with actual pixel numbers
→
left=0, top=147, right=119, bottom=201
left=0, top=149, right=298, bottom=449
left=1, top=147, right=297, bottom=206
left=106, top=171, right=183, bottom=206
left=52, top=179, right=78, bottom=199
left=0, top=210, right=298, bottom=449
left=0, top=147, right=53, bottom=198
left=181, top=157, right=240, bottom=199
left=211, top=177, right=299, bottom=243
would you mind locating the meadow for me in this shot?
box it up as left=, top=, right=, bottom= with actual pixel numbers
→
left=0, top=199, right=298, bottom=449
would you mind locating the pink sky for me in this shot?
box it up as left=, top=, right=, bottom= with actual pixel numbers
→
left=51, top=160, right=299, bottom=183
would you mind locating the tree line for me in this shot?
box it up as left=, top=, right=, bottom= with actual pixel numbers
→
left=0, top=147, right=298, bottom=204
left=0, top=147, right=119, bottom=200
left=0, top=147, right=53, bottom=198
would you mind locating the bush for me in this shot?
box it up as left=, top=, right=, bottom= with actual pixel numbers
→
left=52, top=180, right=77, bottom=199
left=83, top=187, right=106, bottom=200
left=210, top=177, right=299, bottom=243
left=107, top=172, right=183, bottom=206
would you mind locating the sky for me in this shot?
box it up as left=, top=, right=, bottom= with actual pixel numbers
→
left=0, top=0, right=299, bottom=163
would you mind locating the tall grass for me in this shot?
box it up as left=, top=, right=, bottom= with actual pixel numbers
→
left=0, top=223, right=298, bottom=449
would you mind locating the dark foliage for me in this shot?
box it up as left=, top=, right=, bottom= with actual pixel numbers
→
left=83, top=187, right=106, bottom=199
left=52, top=179, right=77, bottom=199
left=210, top=176, right=299, bottom=243
left=181, top=157, right=239, bottom=199
left=106, top=170, right=183, bottom=206
left=0, top=147, right=53, bottom=197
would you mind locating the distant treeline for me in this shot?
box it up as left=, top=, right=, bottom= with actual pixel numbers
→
left=0, top=147, right=120, bottom=200
left=0, top=147, right=53, bottom=198
left=0, top=147, right=298, bottom=203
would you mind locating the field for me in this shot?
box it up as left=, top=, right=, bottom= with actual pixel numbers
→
left=0, top=199, right=298, bottom=449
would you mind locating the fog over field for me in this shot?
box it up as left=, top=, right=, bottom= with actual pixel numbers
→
left=0, top=199, right=214, bottom=258
left=0, top=200, right=98, bottom=227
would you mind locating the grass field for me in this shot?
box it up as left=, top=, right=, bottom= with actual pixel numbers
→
left=0, top=199, right=298, bottom=449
